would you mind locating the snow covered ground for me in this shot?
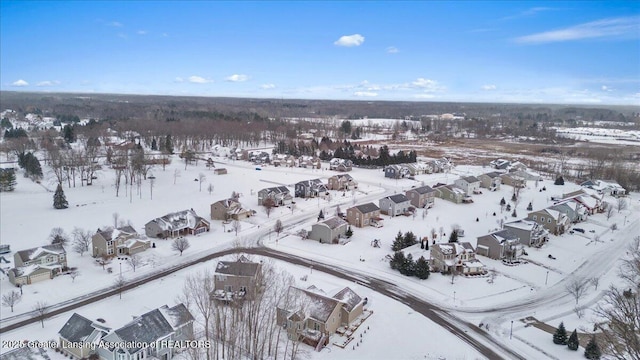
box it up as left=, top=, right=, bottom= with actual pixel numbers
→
left=1, top=150, right=638, bottom=359
left=553, top=126, right=640, bottom=146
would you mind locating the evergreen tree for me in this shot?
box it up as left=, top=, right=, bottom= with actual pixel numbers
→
left=63, top=125, right=75, bottom=143
left=23, top=152, right=43, bottom=179
left=567, top=329, right=579, bottom=351
left=512, top=209, right=518, bottom=217
left=0, top=169, right=17, bottom=192
left=391, top=231, right=405, bottom=251
left=527, top=202, right=533, bottom=211
left=553, top=322, right=568, bottom=345
left=449, top=230, right=458, bottom=243
left=414, top=256, right=431, bottom=279
left=400, top=253, right=414, bottom=276
left=53, top=184, right=69, bottom=209
left=0, top=117, right=12, bottom=129
left=164, top=135, right=174, bottom=154
left=389, top=251, right=406, bottom=271
left=318, top=209, right=324, bottom=221
left=584, top=335, right=601, bottom=359
left=404, top=231, right=418, bottom=247
left=345, top=226, right=353, bottom=239
left=555, top=176, right=565, bottom=185
left=511, top=192, right=517, bottom=201
left=500, top=197, right=506, bottom=206
left=151, top=138, right=158, bottom=151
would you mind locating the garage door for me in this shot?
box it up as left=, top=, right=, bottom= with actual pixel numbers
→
left=30, top=271, right=51, bottom=284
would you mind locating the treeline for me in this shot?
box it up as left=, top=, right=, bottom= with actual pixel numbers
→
left=320, top=143, right=417, bottom=167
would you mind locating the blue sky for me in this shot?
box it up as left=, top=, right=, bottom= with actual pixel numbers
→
left=1, top=1, right=639, bottom=105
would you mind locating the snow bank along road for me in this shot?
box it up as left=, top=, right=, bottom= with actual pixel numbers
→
left=0, top=245, right=523, bottom=360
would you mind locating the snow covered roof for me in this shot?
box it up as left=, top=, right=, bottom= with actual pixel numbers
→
left=504, top=219, right=538, bottom=231
left=215, top=259, right=261, bottom=277
left=409, top=185, right=436, bottom=194
left=16, top=244, right=66, bottom=263
left=384, top=194, right=410, bottom=204
left=59, top=313, right=108, bottom=343
left=487, top=229, right=519, bottom=243
left=332, top=287, right=363, bottom=312
left=352, top=202, right=380, bottom=214
left=460, top=176, right=479, bottom=183
left=481, top=172, right=502, bottom=179
left=150, top=209, right=209, bottom=231
left=319, top=216, right=348, bottom=230
left=283, top=286, right=342, bottom=323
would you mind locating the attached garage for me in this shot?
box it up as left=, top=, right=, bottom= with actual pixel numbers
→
left=29, top=268, right=52, bottom=284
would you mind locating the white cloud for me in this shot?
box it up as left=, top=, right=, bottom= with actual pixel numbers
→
left=334, top=34, right=365, bottom=47
left=414, top=93, right=436, bottom=99
left=601, top=85, right=613, bottom=92
left=226, top=74, right=250, bottom=82
left=188, top=76, right=212, bottom=84
left=515, top=16, right=640, bottom=44
left=174, top=77, right=184, bottom=83
left=260, top=84, right=276, bottom=89
left=354, top=91, right=377, bottom=97
left=409, top=78, right=443, bottom=92
left=502, top=7, right=553, bottom=20
left=482, top=84, right=497, bottom=91
left=109, top=21, right=123, bottom=27
left=36, top=80, right=59, bottom=87
left=12, top=79, right=28, bottom=87
left=137, top=30, right=147, bottom=35
left=386, top=46, right=399, bottom=54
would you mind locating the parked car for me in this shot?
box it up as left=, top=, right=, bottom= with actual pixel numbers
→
left=573, top=228, right=585, bottom=233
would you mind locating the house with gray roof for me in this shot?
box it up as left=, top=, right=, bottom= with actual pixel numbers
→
left=527, top=208, right=569, bottom=235
left=435, top=184, right=471, bottom=204
left=379, top=194, right=411, bottom=217
left=276, top=286, right=364, bottom=349
left=58, top=313, right=111, bottom=359
left=500, top=173, right=526, bottom=188
left=295, top=179, right=328, bottom=198
left=405, top=185, right=437, bottom=208
left=476, top=229, right=522, bottom=260
left=478, top=172, right=502, bottom=191
left=145, top=209, right=210, bottom=239
left=329, top=158, right=353, bottom=172
left=212, top=256, right=262, bottom=301
left=327, top=173, right=357, bottom=191
left=257, top=186, right=293, bottom=206
left=210, top=198, right=253, bottom=221
left=308, top=216, right=349, bottom=244
left=430, top=242, right=485, bottom=275
left=454, top=176, right=481, bottom=196
left=384, top=164, right=410, bottom=179
left=504, top=219, right=549, bottom=247
left=8, top=244, right=67, bottom=286
left=92, top=225, right=150, bottom=258
left=346, top=203, right=381, bottom=228
left=95, top=304, right=194, bottom=360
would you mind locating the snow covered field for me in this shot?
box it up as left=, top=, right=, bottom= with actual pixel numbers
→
left=1, top=151, right=638, bottom=359
left=553, top=126, right=640, bottom=146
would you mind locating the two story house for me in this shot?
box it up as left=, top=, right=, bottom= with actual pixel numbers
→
left=454, top=176, right=481, bottom=196
left=478, top=172, right=502, bottom=191
left=435, top=184, right=470, bottom=204
left=145, top=209, right=210, bottom=239
left=347, top=203, right=381, bottom=228
left=295, top=179, right=328, bottom=198
left=405, top=185, right=436, bottom=209
left=329, top=158, right=353, bottom=172
left=308, top=217, right=349, bottom=244
left=384, top=164, right=410, bottom=179
left=212, top=256, right=262, bottom=301
left=327, top=174, right=358, bottom=191
left=210, top=198, right=253, bottom=221
left=58, top=313, right=111, bottom=359
left=92, top=226, right=150, bottom=258
left=257, top=186, right=293, bottom=206
left=527, top=208, right=569, bottom=235
left=476, top=229, right=522, bottom=260
left=503, top=219, right=549, bottom=247
left=430, top=242, right=485, bottom=275
left=500, top=173, right=526, bottom=188
left=8, top=244, right=67, bottom=286
left=379, top=194, right=411, bottom=217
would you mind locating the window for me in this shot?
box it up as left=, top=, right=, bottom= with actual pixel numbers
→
left=107, top=248, right=114, bottom=255
left=533, top=215, right=537, bottom=221
left=225, top=285, right=233, bottom=292
left=540, top=217, right=544, bottom=223
left=548, top=218, right=552, bottom=223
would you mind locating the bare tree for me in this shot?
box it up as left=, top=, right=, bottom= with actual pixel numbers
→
left=172, top=237, right=191, bottom=256
left=127, top=254, right=143, bottom=272
left=565, top=276, right=589, bottom=304
left=617, top=198, right=628, bottom=214
left=1, top=290, right=22, bottom=312
left=72, top=227, right=92, bottom=256
left=198, top=173, right=206, bottom=192
left=274, top=219, right=284, bottom=237
left=232, top=219, right=241, bottom=236
left=430, top=227, right=437, bottom=242
left=591, top=276, right=600, bottom=291
left=149, top=177, right=155, bottom=199
left=49, top=227, right=68, bottom=246
left=113, top=212, right=120, bottom=228
left=207, top=183, right=213, bottom=195
left=114, top=275, right=126, bottom=299
left=263, top=197, right=275, bottom=218
left=177, top=269, right=215, bottom=360
left=619, top=236, right=640, bottom=288
left=173, top=168, right=181, bottom=185
left=595, top=286, right=640, bottom=360
left=97, top=255, right=111, bottom=269
left=33, top=301, right=48, bottom=328
left=69, top=270, right=80, bottom=283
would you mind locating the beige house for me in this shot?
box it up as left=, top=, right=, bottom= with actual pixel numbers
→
left=405, top=185, right=436, bottom=208
left=327, top=174, right=358, bottom=191
left=308, top=217, right=349, bottom=244
left=145, top=209, right=210, bottom=239
left=92, top=225, right=150, bottom=258
left=210, top=198, right=253, bottom=221
left=58, top=313, right=110, bottom=359
left=527, top=208, right=569, bottom=235
left=500, top=173, right=526, bottom=188
left=212, top=256, right=262, bottom=301
left=276, top=286, right=364, bottom=348
left=346, top=203, right=381, bottom=228
left=8, top=244, right=67, bottom=286
left=476, top=229, right=522, bottom=260
left=478, top=172, right=502, bottom=191
left=430, top=242, right=485, bottom=275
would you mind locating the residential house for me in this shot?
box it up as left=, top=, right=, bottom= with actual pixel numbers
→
left=550, top=201, right=586, bottom=223
left=257, top=186, right=293, bottom=206
left=272, top=154, right=296, bottom=167
left=246, top=150, right=270, bottom=164
left=58, top=313, right=111, bottom=359
left=527, top=208, right=569, bottom=235
left=210, top=198, right=253, bottom=221
left=8, top=244, right=67, bottom=286
left=490, top=159, right=511, bottom=170
left=295, top=179, right=328, bottom=198
left=346, top=203, right=381, bottom=228
left=405, top=185, right=437, bottom=208
left=405, top=162, right=433, bottom=175
left=478, top=172, right=502, bottom=191
left=213, top=168, right=227, bottom=175
left=298, top=156, right=321, bottom=169
left=504, top=219, right=549, bottom=247
left=308, top=217, right=349, bottom=244
left=92, top=225, right=150, bottom=258
left=211, top=256, right=263, bottom=301
left=327, top=174, right=358, bottom=191
left=379, top=194, right=411, bottom=217
left=384, top=164, right=410, bottom=179
left=509, top=169, right=542, bottom=181
left=561, top=189, right=602, bottom=214
left=430, top=242, right=485, bottom=275
left=580, top=179, right=627, bottom=197
left=510, top=161, right=528, bottom=171
left=329, top=158, right=353, bottom=172
left=500, top=173, right=526, bottom=188
left=476, top=229, right=522, bottom=260
left=435, top=184, right=470, bottom=204
left=454, top=176, right=481, bottom=196
left=94, top=304, right=194, bottom=360
left=145, top=209, right=210, bottom=239
left=428, top=157, right=453, bottom=173
left=276, top=286, right=364, bottom=348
